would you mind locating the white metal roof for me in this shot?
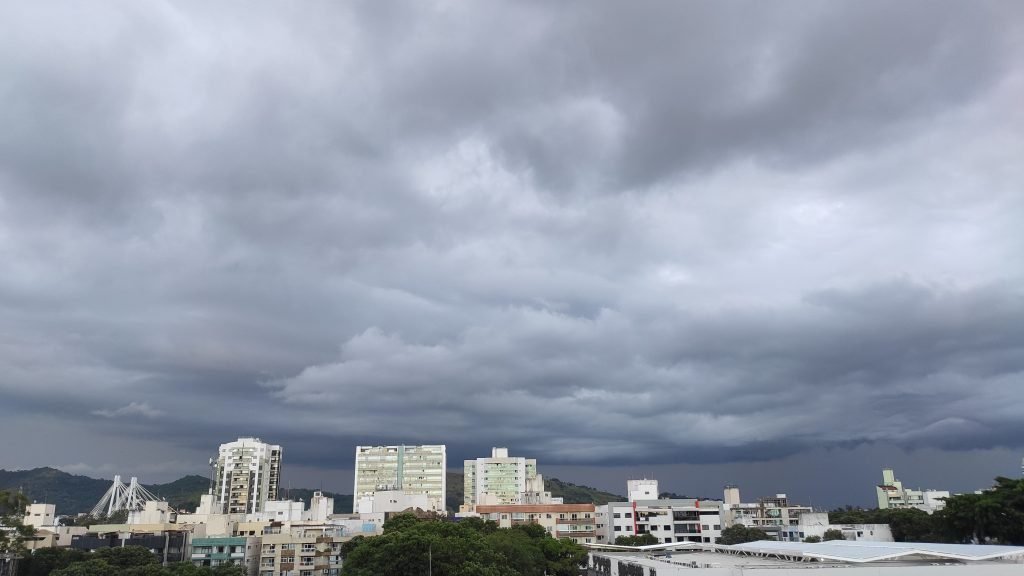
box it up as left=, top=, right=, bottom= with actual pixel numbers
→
left=729, top=540, right=1024, bottom=563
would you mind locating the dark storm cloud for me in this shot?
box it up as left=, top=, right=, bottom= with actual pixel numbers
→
left=1, top=0, right=1023, bottom=491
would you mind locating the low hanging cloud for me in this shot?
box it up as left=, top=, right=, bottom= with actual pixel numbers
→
left=0, top=0, right=1022, bottom=480
left=92, top=402, right=164, bottom=419
left=268, top=281, right=1024, bottom=464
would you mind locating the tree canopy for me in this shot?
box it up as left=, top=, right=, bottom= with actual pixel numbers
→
left=718, top=525, right=769, bottom=545
left=829, top=477, right=1024, bottom=545
left=0, top=490, right=33, bottom=557
left=614, top=534, right=659, bottom=546
left=341, top=513, right=587, bottom=576
left=822, top=529, right=845, bottom=541
left=33, top=546, right=244, bottom=576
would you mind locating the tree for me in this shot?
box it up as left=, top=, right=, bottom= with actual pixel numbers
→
left=0, top=489, right=33, bottom=571
left=803, top=535, right=822, bottom=543
left=614, top=533, right=659, bottom=546
left=486, top=529, right=545, bottom=575
left=822, top=529, right=845, bottom=541
left=342, top=514, right=585, bottom=576
left=457, top=517, right=499, bottom=535
left=59, top=510, right=129, bottom=527
left=539, top=536, right=587, bottom=576
left=51, top=559, right=116, bottom=576
left=719, top=525, right=769, bottom=545
left=933, top=477, right=1024, bottom=545
left=210, top=563, right=246, bottom=576
left=381, top=512, right=422, bottom=534
left=93, top=545, right=161, bottom=568
left=18, top=547, right=88, bottom=576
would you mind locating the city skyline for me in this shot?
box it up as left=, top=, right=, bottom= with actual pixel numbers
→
left=1, top=0, right=1023, bottom=512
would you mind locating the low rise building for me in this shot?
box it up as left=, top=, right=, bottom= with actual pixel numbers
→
left=474, top=503, right=598, bottom=545
left=69, top=527, right=191, bottom=565
left=246, top=500, right=305, bottom=523
left=128, top=500, right=175, bottom=525
left=22, top=503, right=56, bottom=529
left=356, top=490, right=435, bottom=514
left=777, top=512, right=893, bottom=542
left=605, top=499, right=724, bottom=545
left=586, top=540, right=1024, bottom=576
left=190, top=536, right=259, bottom=573
left=22, top=526, right=88, bottom=550
left=596, top=480, right=725, bottom=546
left=720, top=487, right=814, bottom=539
left=627, top=479, right=659, bottom=502
left=258, top=531, right=345, bottom=576
left=876, top=468, right=949, bottom=513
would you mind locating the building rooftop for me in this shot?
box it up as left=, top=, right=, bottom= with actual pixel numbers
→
left=729, top=539, right=1024, bottom=563
left=587, top=540, right=1024, bottom=574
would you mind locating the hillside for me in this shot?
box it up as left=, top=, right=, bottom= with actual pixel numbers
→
left=280, top=488, right=353, bottom=514
left=147, top=475, right=211, bottom=511
left=3, top=466, right=618, bottom=516
left=445, top=472, right=625, bottom=511
left=545, top=477, right=625, bottom=505
left=0, top=467, right=111, bottom=514
left=446, top=471, right=465, bottom=512
left=0, top=468, right=352, bottom=515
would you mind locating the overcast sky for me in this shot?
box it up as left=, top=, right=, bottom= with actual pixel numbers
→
left=2, top=0, right=1023, bottom=508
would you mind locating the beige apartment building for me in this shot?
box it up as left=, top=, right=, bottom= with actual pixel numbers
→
left=352, top=445, right=446, bottom=513
left=463, top=447, right=554, bottom=511
left=474, top=503, right=598, bottom=545
left=258, top=532, right=344, bottom=576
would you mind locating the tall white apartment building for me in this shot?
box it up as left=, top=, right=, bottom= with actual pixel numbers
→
left=463, top=447, right=553, bottom=510
left=353, top=445, right=447, bottom=513
left=876, top=468, right=949, bottom=513
left=212, top=437, right=282, bottom=514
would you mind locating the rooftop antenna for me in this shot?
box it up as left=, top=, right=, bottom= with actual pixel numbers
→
left=208, top=457, right=215, bottom=495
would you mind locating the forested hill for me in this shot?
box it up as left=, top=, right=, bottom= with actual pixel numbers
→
left=545, top=477, right=626, bottom=505
left=1, top=467, right=116, bottom=514
left=4, top=466, right=621, bottom=516
left=445, top=472, right=626, bottom=511
left=0, top=467, right=353, bottom=515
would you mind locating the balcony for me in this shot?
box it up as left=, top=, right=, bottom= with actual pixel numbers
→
left=558, top=529, right=597, bottom=537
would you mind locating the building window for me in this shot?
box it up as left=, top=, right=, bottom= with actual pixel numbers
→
left=613, top=513, right=621, bottom=518
left=624, top=513, right=632, bottom=519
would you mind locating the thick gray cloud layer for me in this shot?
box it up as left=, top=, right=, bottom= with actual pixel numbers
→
left=2, top=1, right=1023, bottom=503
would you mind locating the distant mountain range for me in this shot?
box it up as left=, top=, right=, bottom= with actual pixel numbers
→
left=1, top=467, right=624, bottom=516
left=0, top=468, right=353, bottom=515
left=445, top=472, right=625, bottom=511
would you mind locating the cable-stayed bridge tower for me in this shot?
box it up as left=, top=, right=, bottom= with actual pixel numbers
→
left=89, top=475, right=160, bottom=516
